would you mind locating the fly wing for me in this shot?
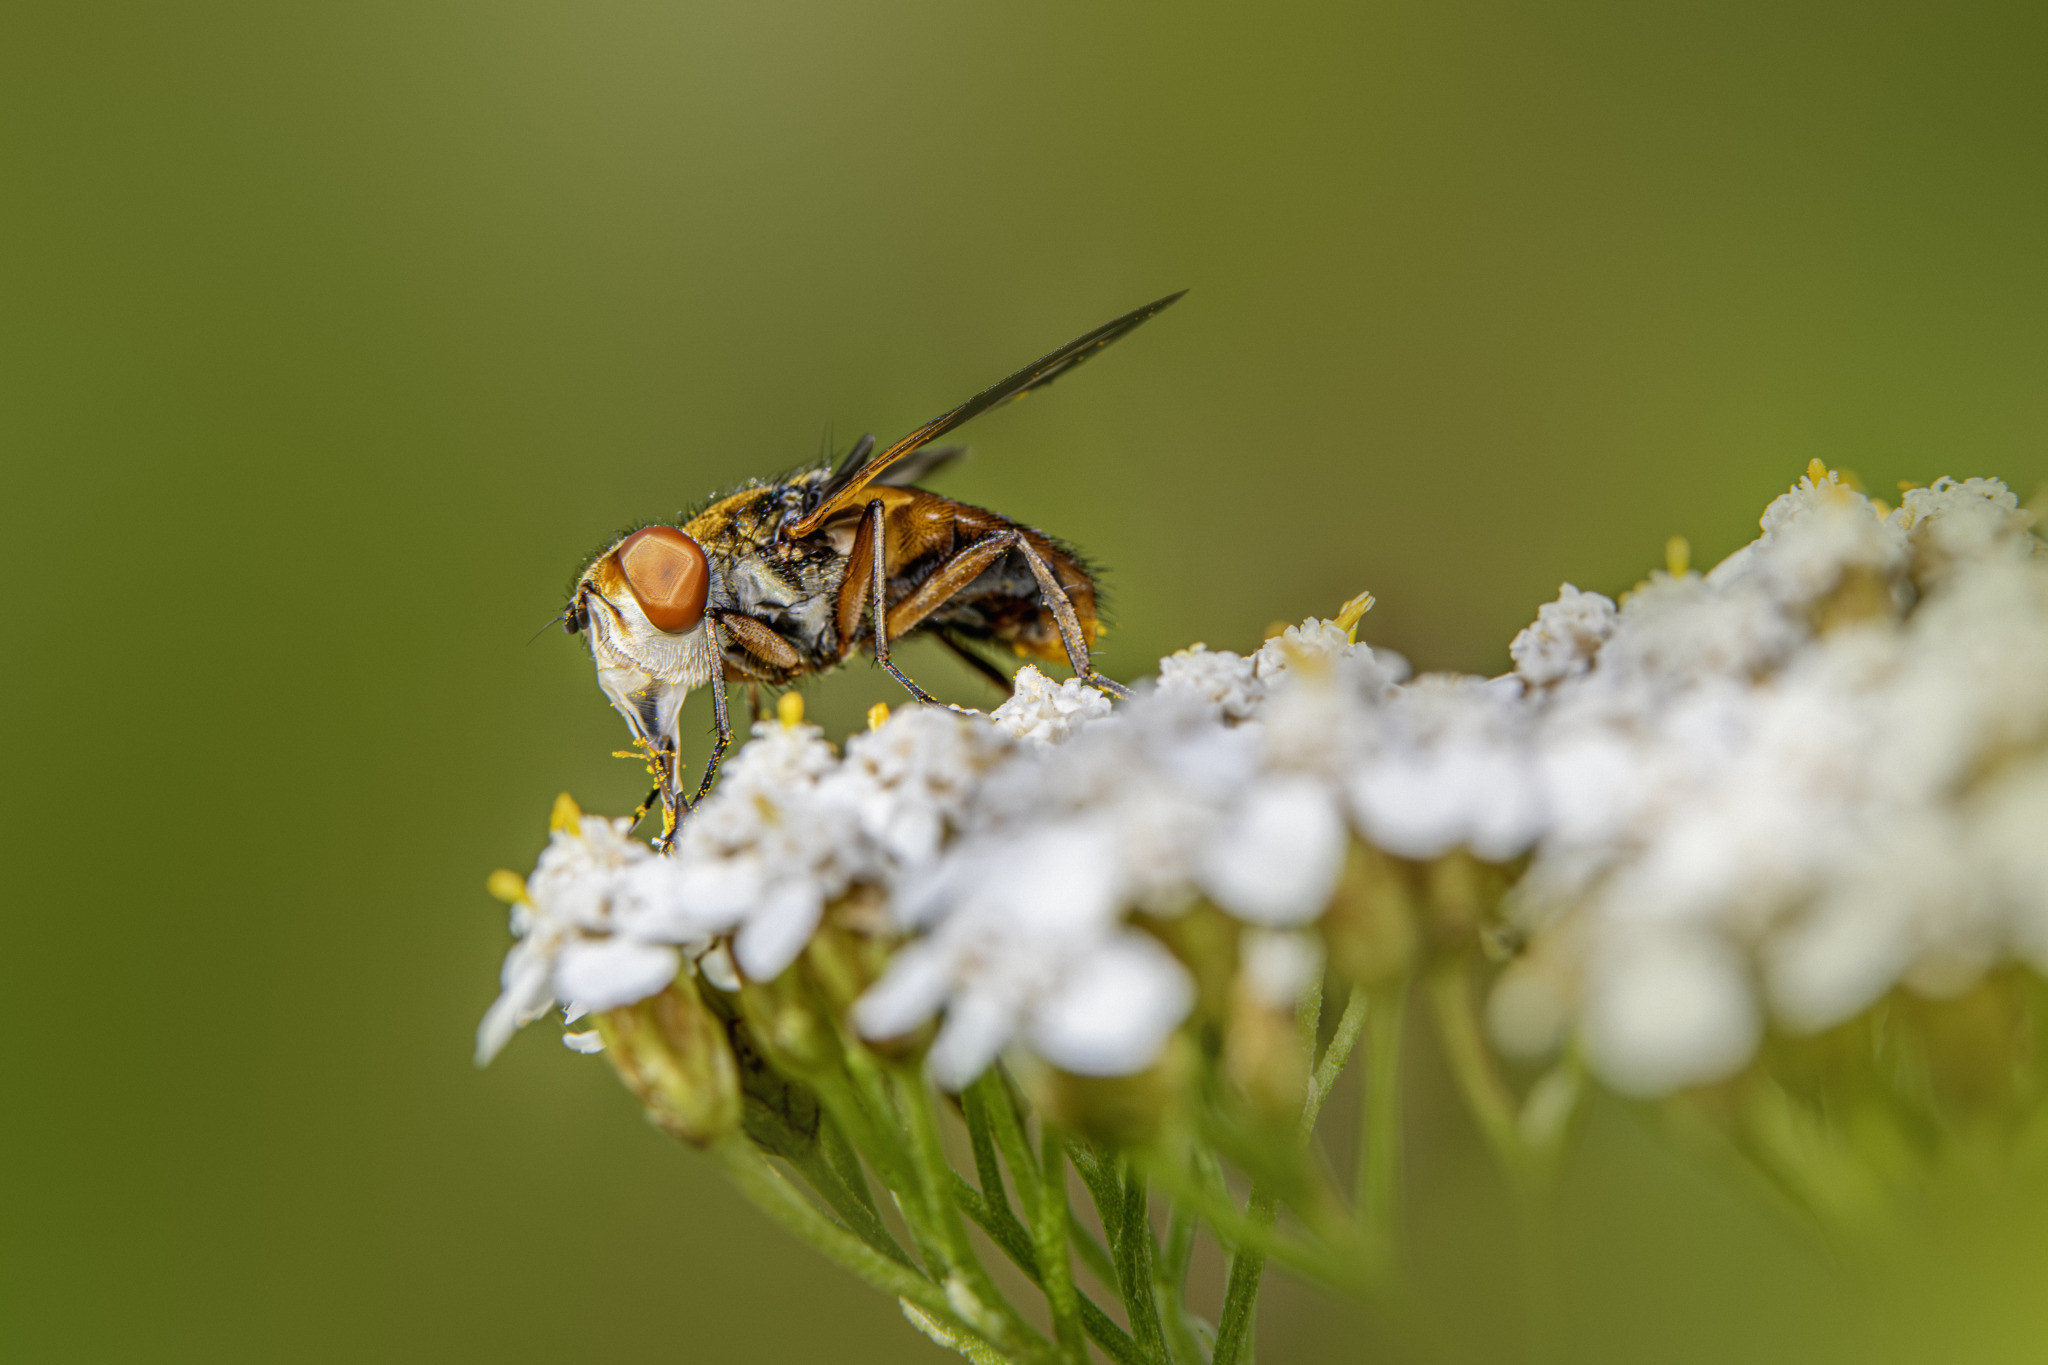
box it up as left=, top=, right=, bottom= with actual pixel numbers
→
left=818, top=436, right=963, bottom=499
left=787, top=290, right=1184, bottom=536
left=873, top=443, right=966, bottom=488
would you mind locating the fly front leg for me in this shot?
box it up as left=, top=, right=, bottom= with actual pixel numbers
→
left=639, top=635, right=736, bottom=853
left=630, top=778, right=663, bottom=833
left=686, top=662, right=735, bottom=812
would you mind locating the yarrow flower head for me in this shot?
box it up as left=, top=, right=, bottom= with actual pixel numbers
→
left=480, top=462, right=2048, bottom=1109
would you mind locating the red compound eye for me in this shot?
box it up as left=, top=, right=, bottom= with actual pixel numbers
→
left=616, top=526, right=709, bottom=633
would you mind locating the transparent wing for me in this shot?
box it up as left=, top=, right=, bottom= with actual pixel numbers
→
left=789, top=290, right=1184, bottom=536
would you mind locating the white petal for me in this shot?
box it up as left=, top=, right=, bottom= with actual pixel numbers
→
left=474, top=993, right=525, bottom=1068
left=1200, top=779, right=1346, bottom=926
left=1765, top=896, right=1914, bottom=1034
left=562, top=1030, right=606, bottom=1054
left=697, top=942, right=742, bottom=994
left=733, top=881, right=825, bottom=981
left=1239, top=929, right=1323, bottom=1009
left=474, top=944, right=556, bottom=1066
left=1582, top=931, right=1759, bottom=1096
left=672, top=858, right=766, bottom=932
left=928, top=987, right=1025, bottom=1091
left=1025, top=933, right=1194, bottom=1077
left=854, top=940, right=955, bottom=1042
left=554, top=938, right=681, bottom=1012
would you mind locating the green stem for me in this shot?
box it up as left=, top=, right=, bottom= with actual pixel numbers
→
left=896, top=1067, right=1054, bottom=1362
left=820, top=1111, right=882, bottom=1220
left=1427, top=962, right=1525, bottom=1180
left=1210, top=1190, right=1275, bottom=1365
left=964, top=1076, right=1019, bottom=1224
left=840, top=1038, right=918, bottom=1180
left=789, top=1145, right=918, bottom=1270
left=952, top=1169, right=1149, bottom=1365
left=1135, top=1153, right=1351, bottom=1292
left=1034, top=1132, right=1089, bottom=1364
left=1070, top=1143, right=1171, bottom=1364
left=1118, top=1165, right=1168, bottom=1361
left=807, top=1063, right=948, bottom=1272
left=1304, top=988, right=1370, bottom=1139
left=715, top=1138, right=982, bottom=1345
left=1154, top=1194, right=1207, bottom=1365
left=1068, top=1141, right=1127, bottom=1252
left=1358, top=979, right=1407, bottom=1261
left=1068, top=1206, right=1119, bottom=1292
left=1301, top=974, right=1326, bottom=1043
left=1155, top=1195, right=1196, bottom=1365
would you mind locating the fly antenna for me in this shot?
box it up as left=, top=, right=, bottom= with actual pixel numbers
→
left=529, top=607, right=571, bottom=643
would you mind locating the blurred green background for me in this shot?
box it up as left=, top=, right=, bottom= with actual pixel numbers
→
left=6, top=1, right=2048, bottom=1360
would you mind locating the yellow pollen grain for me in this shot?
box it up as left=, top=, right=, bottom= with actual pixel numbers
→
left=867, top=701, right=891, bottom=732
left=549, top=791, right=583, bottom=833
left=1665, top=536, right=1691, bottom=577
left=1806, top=457, right=1830, bottom=485
left=486, top=870, right=528, bottom=904
left=778, top=691, right=805, bottom=729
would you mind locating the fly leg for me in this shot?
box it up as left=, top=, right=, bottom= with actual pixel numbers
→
left=655, top=655, right=733, bottom=851
left=864, top=498, right=942, bottom=705
left=691, top=660, right=734, bottom=810
left=1006, top=536, right=1133, bottom=699
left=630, top=779, right=663, bottom=832
left=880, top=526, right=1132, bottom=700
left=935, top=629, right=1016, bottom=698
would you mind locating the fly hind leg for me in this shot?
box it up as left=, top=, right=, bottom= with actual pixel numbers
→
left=1006, top=535, right=1132, bottom=699
left=878, top=519, right=1131, bottom=701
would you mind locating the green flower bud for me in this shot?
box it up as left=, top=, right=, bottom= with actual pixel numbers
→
left=738, top=960, right=836, bottom=1076
left=1024, top=1037, right=1194, bottom=1149
left=1323, top=842, right=1418, bottom=985
left=597, top=974, right=741, bottom=1147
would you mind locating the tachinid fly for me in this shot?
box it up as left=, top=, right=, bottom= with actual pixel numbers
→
left=564, top=292, right=1184, bottom=845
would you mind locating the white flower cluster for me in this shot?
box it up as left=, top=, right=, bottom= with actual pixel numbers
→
left=477, top=703, right=1015, bottom=1065
left=475, top=813, right=701, bottom=1065
left=482, top=466, right=2047, bottom=1104
left=1494, top=471, right=2048, bottom=1094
